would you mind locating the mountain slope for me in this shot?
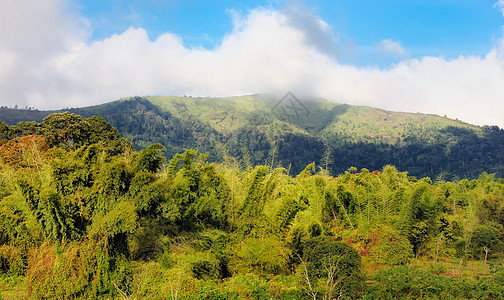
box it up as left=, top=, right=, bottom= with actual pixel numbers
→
left=1, top=95, right=503, bottom=179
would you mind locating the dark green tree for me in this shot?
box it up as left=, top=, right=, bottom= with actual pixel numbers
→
left=301, top=236, right=365, bottom=299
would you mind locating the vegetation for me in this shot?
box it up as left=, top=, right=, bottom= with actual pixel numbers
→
left=3, top=112, right=504, bottom=299
left=2, top=95, right=504, bottom=180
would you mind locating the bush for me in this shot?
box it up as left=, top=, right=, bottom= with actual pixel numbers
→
left=470, top=223, right=504, bottom=259
left=25, top=242, right=133, bottom=299
left=369, top=226, right=413, bottom=265
left=219, top=273, right=304, bottom=300
left=371, top=265, right=475, bottom=299
left=302, top=236, right=365, bottom=298
left=228, top=236, right=291, bottom=276
left=0, top=245, right=25, bottom=276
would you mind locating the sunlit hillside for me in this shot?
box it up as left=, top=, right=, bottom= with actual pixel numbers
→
left=1, top=94, right=502, bottom=179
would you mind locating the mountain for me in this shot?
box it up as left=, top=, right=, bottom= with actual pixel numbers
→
left=2, top=94, right=504, bottom=179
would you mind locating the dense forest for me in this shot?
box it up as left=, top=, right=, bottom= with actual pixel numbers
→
left=0, top=113, right=504, bottom=299
left=3, top=113, right=504, bottom=299
left=3, top=95, right=504, bottom=180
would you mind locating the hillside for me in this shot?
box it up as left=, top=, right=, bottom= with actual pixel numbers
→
left=1, top=94, right=503, bottom=179
left=3, top=117, right=504, bottom=298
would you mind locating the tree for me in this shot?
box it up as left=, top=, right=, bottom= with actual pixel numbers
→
left=134, top=143, right=166, bottom=173
left=164, top=149, right=230, bottom=230
left=470, top=223, right=504, bottom=260
left=301, top=236, right=365, bottom=299
left=229, top=235, right=291, bottom=275
left=85, top=115, right=121, bottom=144
left=0, top=120, right=13, bottom=143
left=41, top=112, right=123, bottom=148
left=41, top=112, right=84, bottom=147
left=369, top=226, right=413, bottom=265
left=0, top=135, right=48, bottom=167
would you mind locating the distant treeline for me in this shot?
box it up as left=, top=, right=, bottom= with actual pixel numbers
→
left=2, top=97, right=504, bottom=180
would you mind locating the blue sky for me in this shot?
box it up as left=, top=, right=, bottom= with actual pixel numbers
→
left=1, top=0, right=504, bottom=127
left=78, top=0, right=504, bottom=65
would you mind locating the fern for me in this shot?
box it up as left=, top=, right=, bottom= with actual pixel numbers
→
left=320, top=143, right=333, bottom=174
left=265, top=144, right=278, bottom=173
left=240, top=147, right=253, bottom=172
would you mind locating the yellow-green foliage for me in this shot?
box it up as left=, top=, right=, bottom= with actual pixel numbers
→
left=0, top=245, right=24, bottom=276
left=89, top=200, right=137, bottom=240
left=3, top=113, right=504, bottom=298
left=369, top=226, right=414, bottom=265
left=5, top=95, right=503, bottom=180
left=228, top=235, right=291, bottom=276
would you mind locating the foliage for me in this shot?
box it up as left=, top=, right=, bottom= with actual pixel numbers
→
left=301, top=236, right=365, bottom=299
left=0, top=135, right=48, bottom=167
left=3, top=112, right=504, bottom=298
left=368, top=226, right=414, bottom=265
left=370, top=265, right=473, bottom=299
left=228, top=235, right=291, bottom=276
left=3, top=95, right=504, bottom=179
left=469, top=223, right=504, bottom=259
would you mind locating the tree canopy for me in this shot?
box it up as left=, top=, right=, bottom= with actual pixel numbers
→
left=2, top=113, right=504, bottom=299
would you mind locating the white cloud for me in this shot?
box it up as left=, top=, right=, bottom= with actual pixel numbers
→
left=316, top=53, right=504, bottom=127
left=377, top=39, right=409, bottom=58
left=1, top=0, right=504, bottom=128
left=0, top=0, right=89, bottom=108
left=495, top=0, right=504, bottom=16
left=279, top=2, right=338, bottom=56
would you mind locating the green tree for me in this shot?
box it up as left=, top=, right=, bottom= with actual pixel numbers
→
left=301, top=236, right=365, bottom=299
left=0, top=120, right=13, bottom=144
left=470, top=223, right=504, bottom=261
left=134, top=143, right=166, bottom=173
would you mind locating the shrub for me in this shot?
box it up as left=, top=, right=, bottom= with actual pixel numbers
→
left=25, top=242, right=133, bottom=299
left=369, top=226, right=413, bottom=265
left=228, top=236, right=291, bottom=275
left=470, top=223, right=504, bottom=260
left=371, top=265, right=475, bottom=299
left=302, top=236, right=365, bottom=298
left=0, top=245, right=25, bottom=276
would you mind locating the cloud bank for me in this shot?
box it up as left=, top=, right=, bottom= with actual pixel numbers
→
left=496, top=0, right=504, bottom=16
left=1, top=0, right=504, bottom=127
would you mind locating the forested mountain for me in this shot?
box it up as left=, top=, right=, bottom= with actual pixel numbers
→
left=2, top=114, right=504, bottom=298
left=2, top=95, right=504, bottom=179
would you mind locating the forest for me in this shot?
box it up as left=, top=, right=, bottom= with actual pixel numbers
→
left=3, top=96, right=504, bottom=180
left=2, top=113, right=504, bottom=299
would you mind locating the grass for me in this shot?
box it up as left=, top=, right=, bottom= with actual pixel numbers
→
left=0, top=257, right=500, bottom=299
left=0, top=275, right=26, bottom=299
left=145, top=94, right=483, bottom=149
left=363, top=256, right=495, bottom=280
left=146, top=95, right=311, bottom=136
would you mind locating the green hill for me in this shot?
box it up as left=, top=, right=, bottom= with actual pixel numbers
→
left=1, top=94, right=503, bottom=179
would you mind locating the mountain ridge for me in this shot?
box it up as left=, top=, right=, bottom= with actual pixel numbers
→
left=1, top=94, right=502, bottom=179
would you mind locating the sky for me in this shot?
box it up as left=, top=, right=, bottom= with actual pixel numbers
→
left=1, top=0, right=504, bottom=127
